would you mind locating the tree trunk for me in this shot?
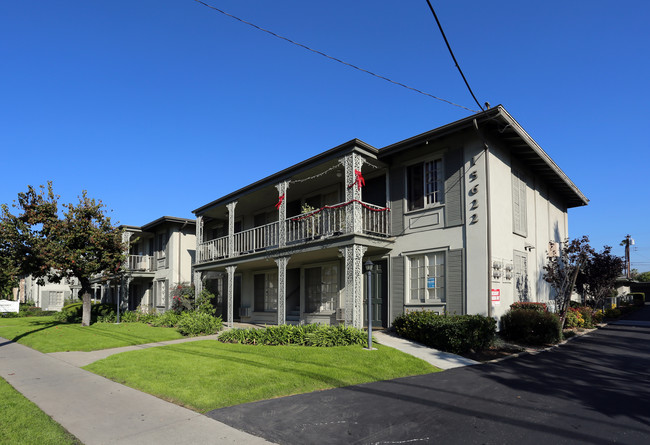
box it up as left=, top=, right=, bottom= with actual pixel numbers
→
left=80, top=280, right=92, bottom=326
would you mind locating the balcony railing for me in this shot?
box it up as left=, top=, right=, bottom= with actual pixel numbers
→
left=234, top=221, right=280, bottom=254
left=197, top=201, right=390, bottom=264
left=128, top=255, right=154, bottom=272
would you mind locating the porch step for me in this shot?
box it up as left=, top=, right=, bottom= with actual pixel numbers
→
left=287, top=310, right=300, bottom=317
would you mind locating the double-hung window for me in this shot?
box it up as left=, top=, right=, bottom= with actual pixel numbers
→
left=407, top=159, right=443, bottom=211
left=408, top=252, right=445, bottom=303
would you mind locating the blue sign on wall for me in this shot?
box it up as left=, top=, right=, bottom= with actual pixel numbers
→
left=427, top=277, right=436, bottom=289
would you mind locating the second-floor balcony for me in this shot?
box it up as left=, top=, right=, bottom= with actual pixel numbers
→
left=196, top=200, right=390, bottom=264
left=127, top=255, right=155, bottom=272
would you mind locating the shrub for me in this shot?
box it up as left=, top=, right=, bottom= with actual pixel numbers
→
left=604, top=307, right=621, bottom=319
left=565, top=306, right=595, bottom=329
left=500, top=309, right=562, bottom=345
left=150, top=311, right=181, bottom=328
left=176, top=312, right=222, bottom=336
left=171, top=283, right=195, bottom=314
left=195, top=289, right=217, bottom=316
left=53, top=302, right=116, bottom=323
left=392, top=311, right=496, bottom=354
left=510, top=302, right=548, bottom=312
left=592, top=309, right=604, bottom=323
left=218, top=324, right=368, bottom=347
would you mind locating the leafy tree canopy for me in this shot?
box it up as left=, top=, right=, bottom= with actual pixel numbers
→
left=0, top=182, right=125, bottom=325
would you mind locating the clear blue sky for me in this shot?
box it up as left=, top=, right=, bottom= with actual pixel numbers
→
left=2, top=1, right=649, bottom=269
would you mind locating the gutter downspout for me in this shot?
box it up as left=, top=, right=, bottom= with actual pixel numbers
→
left=473, top=118, right=492, bottom=319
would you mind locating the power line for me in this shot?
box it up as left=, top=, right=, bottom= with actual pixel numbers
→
left=192, top=0, right=479, bottom=113
left=424, top=1, right=484, bottom=111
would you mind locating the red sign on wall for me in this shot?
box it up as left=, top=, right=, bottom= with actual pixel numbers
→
left=491, top=289, right=501, bottom=304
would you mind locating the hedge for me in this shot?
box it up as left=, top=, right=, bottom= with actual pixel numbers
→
left=392, top=311, right=496, bottom=354
left=500, top=309, right=561, bottom=345
left=218, top=324, right=368, bottom=347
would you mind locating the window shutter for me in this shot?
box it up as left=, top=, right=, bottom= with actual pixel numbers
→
left=444, top=148, right=464, bottom=227
left=446, top=249, right=464, bottom=315
left=390, top=257, right=405, bottom=323
left=512, top=170, right=527, bottom=236
left=389, top=166, right=404, bottom=236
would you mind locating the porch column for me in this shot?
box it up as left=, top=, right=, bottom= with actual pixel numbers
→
left=275, top=256, right=290, bottom=325
left=194, top=270, right=203, bottom=300
left=340, top=153, right=365, bottom=234
left=122, top=231, right=132, bottom=270
left=196, top=215, right=204, bottom=262
left=123, top=276, right=131, bottom=310
left=226, top=265, right=237, bottom=328
left=226, top=201, right=238, bottom=258
left=339, top=244, right=367, bottom=329
left=275, top=181, right=290, bottom=248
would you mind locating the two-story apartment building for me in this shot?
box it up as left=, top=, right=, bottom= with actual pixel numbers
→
left=16, top=275, right=81, bottom=311
left=192, top=106, right=588, bottom=328
left=94, top=216, right=196, bottom=312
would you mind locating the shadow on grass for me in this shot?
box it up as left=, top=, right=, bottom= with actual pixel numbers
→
left=113, top=341, right=425, bottom=393
left=2, top=321, right=63, bottom=345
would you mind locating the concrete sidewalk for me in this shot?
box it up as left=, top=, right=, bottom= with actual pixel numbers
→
left=373, top=330, right=479, bottom=369
left=0, top=337, right=273, bottom=445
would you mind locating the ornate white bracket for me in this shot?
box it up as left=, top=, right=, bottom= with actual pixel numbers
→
left=275, top=181, right=290, bottom=248
left=340, top=153, right=365, bottom=234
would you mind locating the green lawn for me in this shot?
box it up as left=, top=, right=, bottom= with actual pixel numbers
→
left=0, top=316, right=184, bottom=353
left=85, top=340, right=439, bottom=412
left=0, top=377, right=81, bottom=445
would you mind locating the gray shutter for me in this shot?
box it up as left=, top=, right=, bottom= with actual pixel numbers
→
left=446, top=249, right=464, bottom=315
left=444, top=148, right=464, bottom=227
left=512, top=170, right=527, bottom=236
left=389, top=166, right=404, bottom=236
left=390, top=257, right=405, bottom=324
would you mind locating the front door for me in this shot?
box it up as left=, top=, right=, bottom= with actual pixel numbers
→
left=364, top=259, right=388, bottom=328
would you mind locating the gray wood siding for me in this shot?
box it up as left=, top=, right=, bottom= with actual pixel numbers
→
left=446, top=248, right=465, bottom=315
left=444, top=148, right=464, bottom=227
left=390, top=257, right=405, bottom=322
left=389, top=166, right=405, bottom=236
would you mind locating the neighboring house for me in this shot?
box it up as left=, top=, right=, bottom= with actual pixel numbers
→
left=16, top=275, right=81, bottom=311
left=92, top=216, right=196, bottom=312
left=192, top=106, right=588, bottom=328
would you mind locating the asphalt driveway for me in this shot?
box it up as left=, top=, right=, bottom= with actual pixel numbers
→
left=207, top=307, right=650, bottom=444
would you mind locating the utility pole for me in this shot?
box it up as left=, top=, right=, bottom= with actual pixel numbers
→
left=624, top=234, right=635, bottom=279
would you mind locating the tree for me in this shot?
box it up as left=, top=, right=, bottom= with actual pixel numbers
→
left=0, top=182, right=125, bottom=325
left=636, top=271, right=650, bottom=282
left=543, top=236, right=592, bottom=327
left=578, top=246, right=624, bottom=308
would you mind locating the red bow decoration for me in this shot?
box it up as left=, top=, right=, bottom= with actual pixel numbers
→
left=275, top=194, right=285, bottom=210
left=348, top=170, right=365, bottom=190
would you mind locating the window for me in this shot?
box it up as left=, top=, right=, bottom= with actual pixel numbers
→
left=254, top=272, right=278, bottom=312
left=512, top=169, right=527, bottom=236
left=407, top=159, right=443, bottom=211
left=408, top=252, right=445, bottom=303
left=305, top=265, right=339, bottom=313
